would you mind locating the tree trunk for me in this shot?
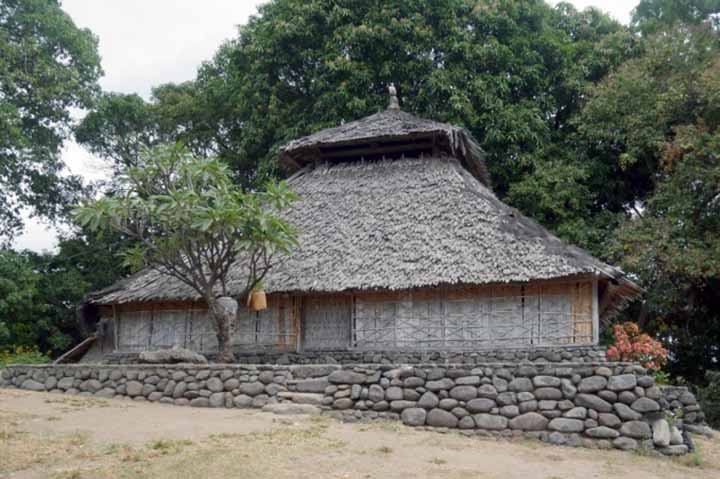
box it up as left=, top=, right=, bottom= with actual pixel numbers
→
left=207, top=296, right=238, bottom=363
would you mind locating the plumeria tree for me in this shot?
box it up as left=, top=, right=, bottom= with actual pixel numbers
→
left=607, top=322, right=668, bottom=371
left=74, top=144, right=298, bottom=362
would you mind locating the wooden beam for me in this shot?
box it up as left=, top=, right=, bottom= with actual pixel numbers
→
left=53, top=335, right=97, bottom=365
left=318, top=141, right=434, bottom=160
left=592, top=279, right=600, bottom=345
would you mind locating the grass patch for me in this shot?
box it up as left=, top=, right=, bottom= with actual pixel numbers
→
left=430, top=457, right=447, bottom=465
left=377, top=445, right=393, bottom=454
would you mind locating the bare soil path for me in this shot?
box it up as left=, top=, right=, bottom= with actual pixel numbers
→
left=1, top=388, right=718, bottom=479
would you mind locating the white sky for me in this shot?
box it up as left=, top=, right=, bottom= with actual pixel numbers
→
left=13, top=0, right=637, bottom=252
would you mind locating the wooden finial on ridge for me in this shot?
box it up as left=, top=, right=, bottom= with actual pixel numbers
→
left=388, top=83, right=400, bottom=110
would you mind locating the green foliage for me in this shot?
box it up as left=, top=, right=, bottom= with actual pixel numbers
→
left=698, top=371, right=720, bottom=428
left=0, top=0, right=102, bottom=241
left=0, top=346, right=51, bottom=368
left=74, top=144, right=298, bottom=361
left=632, top=0, right=720, bottom=34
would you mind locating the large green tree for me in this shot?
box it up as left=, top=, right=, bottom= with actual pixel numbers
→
left=0, top=0, right=102, bottom=242
left=76, top=1, right=632, bottom=193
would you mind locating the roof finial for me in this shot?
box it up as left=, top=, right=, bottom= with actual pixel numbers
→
left=388, top=83, right=400, bottom=110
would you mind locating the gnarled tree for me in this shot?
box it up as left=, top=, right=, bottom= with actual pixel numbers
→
left=74, top=144, right=298, bottom=362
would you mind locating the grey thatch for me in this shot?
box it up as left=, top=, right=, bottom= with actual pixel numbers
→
left=280, top=108, right=490, bottom=186
left=90, top=156, right=641, bottom=316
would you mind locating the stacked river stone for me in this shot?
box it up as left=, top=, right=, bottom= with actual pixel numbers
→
left=1, top=361, right=703, bottom=455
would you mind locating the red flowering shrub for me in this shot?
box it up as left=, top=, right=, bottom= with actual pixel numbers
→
left=606, top=322, right=668, bottom=371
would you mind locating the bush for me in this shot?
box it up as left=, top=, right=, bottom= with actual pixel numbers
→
left=606, top=322, right=668, bottom=370
left=0, top=346, right=51, bottom=368
left=698, top=371, right=720, bottom=429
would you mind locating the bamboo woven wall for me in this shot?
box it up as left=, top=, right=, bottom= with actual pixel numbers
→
left=105, top=280, right=595, bottom=354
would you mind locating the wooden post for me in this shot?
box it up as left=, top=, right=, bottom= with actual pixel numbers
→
left=112, top=305, right=119, bottom=352
left=592, top=278, right=600, bottom=345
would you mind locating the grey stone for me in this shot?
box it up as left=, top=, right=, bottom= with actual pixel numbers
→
left=138, top=348, right=207, bottom=364
left=598, top=390, right=617, bottom=403
left=208, top=392, right=225, bottom=407
left=496, top=392, right=517, bottom=406
left=652, top=419, right=670, bottom=447
left=563, top=407, right=587, bottom=419
left=613, top=402, right=642, bottom=420
left=451, top=407, right=470, bottom=418
left=450, top=385, right=477, bottom=401
left=594, top=367, right=612, bottom=377
left=473, top=414, right=508, bottom=430
left=519, top=400, right=538, bottom=413
left=618, top=391, right=636, bottom=404
left=613, top=437, right=638, bottom=450
left=455, top=376, right=481, bottom=386
left=620, top=421, right=652, bottom=439
left=233, top=395, right=253, bottom=407
left=21, top=379, right=45, bottom=392
left=645, top=386, right=662, bottom=400
left=417, top=391, right=439, bottom=409
left=538, top=400, right=557, bottom=411
left=466, top=398, right=496, bottom=413
left=333, top=398, right=354, bottom=410
left=500, top=405, right=520, bottom=418
left=368, top=384, right=385, bottom=402
left=425, top=378, right=455, bottom=391
left=126, top=381, right=143, bottom=397
left=578, top=376, right=607, bottom=393
left=385, top=386, right=403, bottom=401
left=290, top=365, right=336, bottom=378
left=296, top=379, right=329, bottom=393
left=190, top=397, right=209, bottom=407
left=492, top=377, right=508, bottom=392
left=631, top=397, right=660, bottom=413
left=390, top=400, right=416, bottom=411
left=548, top=431, right=567, bottom=445
left=403, top=377, right=425, bottom=388
left=400, top=407, right=427, bottom=426
left=438, top=398, right=458, bottom=410
left=670, top=426, right=684, bottom=445
left=328, top=370, right=366, bottom=384
left=607, top=374, right=637, bottom=391
left=584, top=418, right=598, bottom=428
left=548, top=418, right=585, bottom=433
left=477, top=384, right=498, bottom=399
left=239, top=382, right=266, bottom=397
left=252, top=395, right=268, bottom=408
left=509, top=412, right=548, bottom=431
left=517, top=392, right=535, bottom=402
left=636, top=375, right=654, bottom=388
left=172, top=382, right=187, bottom=399
left=575, top=394, right=613, bottom=413
left=561, top=379, right=577, bottom=399
left=206, top=377, right=223, bottom=393
left=533, top=376, right=561, bottom=388
left=427, top=408, right=459, bottom=428
left=598, top=413, right=621, bottom=428
left=224, top=378, right=240, bottom=391
left=534, top=388, right=562, bottom=400
left=557, top=400, right=574, bottom=411
left=659, top=445, right=689, bottom=455
left=277, top=392, right=324, bottom=405
left=95, top=388, right=116, bottom=398
left=265, top=383, right=285, bottom=396
left=258, top=371, right=274, bottom=384
left=679, top=391, right=697, bottom=405
left=57, top=377, right=74, bottom=390
left=509, top=378, right=533, bottom=393
left=141, top=384, right=156, bottom=397
left=585, top=426, right=620, bottom=439
left=458, top=416, right=476, bottom=429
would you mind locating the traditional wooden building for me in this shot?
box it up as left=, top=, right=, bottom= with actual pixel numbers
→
left=84, top=93, right=641, bottom=360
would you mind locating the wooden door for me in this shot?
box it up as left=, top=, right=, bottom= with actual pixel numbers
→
left=302, top=295, right=351, bottom=350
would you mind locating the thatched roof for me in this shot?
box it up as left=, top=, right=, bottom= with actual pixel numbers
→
left=90, top=156, right=641, bottom=317
left=280, top=107, right=491, bottom=186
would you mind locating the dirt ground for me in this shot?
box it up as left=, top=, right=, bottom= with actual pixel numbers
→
left=1, top=389, right=718, bottom=479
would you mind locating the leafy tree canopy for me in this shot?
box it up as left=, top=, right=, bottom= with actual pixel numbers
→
left=632, top=0, right=720, bottom=34
left=74, top=144, right=298, bottom=361
left=0, top=0, right=102, bottom=242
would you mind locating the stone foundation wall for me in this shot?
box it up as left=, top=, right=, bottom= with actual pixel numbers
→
left=101, top=345, right=607, bottom=365
left=660, top=385, right=706, bottom=433
left=1, top=361, right=697, bottom=456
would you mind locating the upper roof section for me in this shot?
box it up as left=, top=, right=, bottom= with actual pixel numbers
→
left=279, top=89, right=491, bottom=186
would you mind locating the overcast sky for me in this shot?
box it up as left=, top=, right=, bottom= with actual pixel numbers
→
left=13, top=0, right=638, bottom=252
